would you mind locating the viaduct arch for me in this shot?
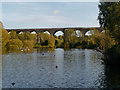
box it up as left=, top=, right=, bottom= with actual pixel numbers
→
left=6, top=27, right=103, bottom=43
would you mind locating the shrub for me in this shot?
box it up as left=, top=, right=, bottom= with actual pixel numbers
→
left=6, top=39, right=23, bottom=50
left=23, top=40, right=34, bottom=49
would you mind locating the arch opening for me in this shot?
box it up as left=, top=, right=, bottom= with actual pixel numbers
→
left=18, top=31, right=23, bottom=34
left=31, top=31, right=36, bottom=34
left=44, top=31, right=50, bottom=35
left=54, top=31, right=63, bottom=37
left=8, top=32, right=11, bottom=34
left=101, top=30, right=105, bottom=33
left=85, top=29, right=99, bottom=36
left=75, top=30, right=82, bottom=37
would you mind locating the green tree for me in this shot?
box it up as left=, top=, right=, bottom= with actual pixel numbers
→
left=18, top=33, right=24, bottom=41
left=31, top=34, right=37, bottom=43
left=2, top=28, right=10, bottom=47
left=10, top=31, right=18, bottom=39
left=24, top=31, right=32, bottom=40
left=54, top=35, right=58, bottom=38
left=48, top=36, right=55, bottom=48
left=98, top=2, right=120, bottom=44
left=36, top=32, right=55, bottom=48
left=23, top=40, right=34, bottom=49
left=98, top=2, right=120, bottom=65
left=6, top=39, right=23, bottom=50
left=58, top=35, right=63, bottom=40
left=64, top=29, right=80, bottom=48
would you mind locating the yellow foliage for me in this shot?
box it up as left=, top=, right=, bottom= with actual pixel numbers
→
left=2, top=28, right=10, bottom=47
left=6, top=39, right=23, bottom=50
left=23, top=40, right=34, bottom=49
left=48, top=36, right=55, bottom=48
left=10, top=31, right=18, bottom=39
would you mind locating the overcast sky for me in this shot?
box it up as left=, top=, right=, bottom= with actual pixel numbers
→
left=2, top=2, right=100, bottom=29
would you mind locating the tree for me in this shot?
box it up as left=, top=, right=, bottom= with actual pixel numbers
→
left=98, top=2, right=120, bottom=44
left=24, top=31, right=32, bottom=40
left=58, top=35, right=63, bottom=40
left=31, top=34, right=37, bottom=43
left=64, top=29, right=79, bottom=48
left=2, top=28, right=10, bottom=47
left=10, top=31, right=18, bottom=39
left=23, top=40, right=34, bottom=49
left=6, top=39, right=23, bottom=50
left=0, top=21, right=3, bottom=48
left=98, top=2, right=120, bottom=65
left=54, top=35, right=58, bottom=38
left=48, top=36, right=55, bottom=48
left=18, top=33, right=24, bottom=41
left=0, top=21, right=3, bottom=29
left=64, top=29, right=75, bottom=43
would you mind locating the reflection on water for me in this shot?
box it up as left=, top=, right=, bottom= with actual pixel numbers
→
left=2, top=48, right=34, bottom=55
left=2, top=48, right=120, bottom=88
left=104, top=66, right=120, bottom=88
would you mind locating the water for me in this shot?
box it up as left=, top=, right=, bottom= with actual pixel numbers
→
left=2, top=48, right=120, bottom=88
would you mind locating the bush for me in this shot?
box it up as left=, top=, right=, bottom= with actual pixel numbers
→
left=6, top=39, right=23, bottom=50
left=23, top=40, right=34, bottom=49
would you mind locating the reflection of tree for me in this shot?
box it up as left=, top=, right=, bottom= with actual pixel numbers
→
left=104, top=66, right=120, bottom=88
left=37, top=48, right=54, bottom=53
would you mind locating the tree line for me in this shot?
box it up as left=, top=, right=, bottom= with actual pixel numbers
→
left=98, top=2, right=120, bottom=65
left=1, top=2, right=120, bottom=66
left=1, top=21, right=114, bottom=53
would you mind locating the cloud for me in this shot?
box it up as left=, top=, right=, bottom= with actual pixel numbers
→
left=53, top=10, right=60, bottom=15
left=2, top=2, right=100, bottom=29
left=2, top=11, right=81, bottom=29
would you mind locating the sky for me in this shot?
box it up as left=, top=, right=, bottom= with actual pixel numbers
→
left=2, top=2, right=100, bottom=29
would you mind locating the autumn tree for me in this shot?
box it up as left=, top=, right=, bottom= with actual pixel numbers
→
left=2, top=29, right=10, bottom=47
left=98, top=2, right=120, bottom=44
left=24, top=31, right=32, bottom=40
left=10, top=31, right=18, bottom=39
left=6, top=39, right=23, bottom=50
left=98, top=2, right=120, bottom=65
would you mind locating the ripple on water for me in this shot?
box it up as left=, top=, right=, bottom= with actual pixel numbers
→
left=2, top=48, right=113, bottom=88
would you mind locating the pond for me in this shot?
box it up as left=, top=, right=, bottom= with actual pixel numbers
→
left=2, top=48, right=120, bottom=88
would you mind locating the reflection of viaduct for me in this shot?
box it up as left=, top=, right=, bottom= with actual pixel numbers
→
left=6, top=27, right=103, bottom=43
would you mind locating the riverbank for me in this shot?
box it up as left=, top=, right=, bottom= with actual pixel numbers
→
left=96, top=47, right=105, bottom=54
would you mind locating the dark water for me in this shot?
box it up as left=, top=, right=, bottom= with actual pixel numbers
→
left=2, top=48, right=120, bottom=88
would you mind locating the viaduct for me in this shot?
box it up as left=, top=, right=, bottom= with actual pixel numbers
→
left=6, top=27, right=103, bottom=43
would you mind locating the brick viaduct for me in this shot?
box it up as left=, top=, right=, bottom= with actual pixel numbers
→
left=6, top=27, right=103, bottom=43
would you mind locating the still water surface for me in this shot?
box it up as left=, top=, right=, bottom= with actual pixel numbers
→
left=2, top=48, right=120, bottom=88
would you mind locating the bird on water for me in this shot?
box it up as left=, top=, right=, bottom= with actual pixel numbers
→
left=12, top=82, right=15, bottom=86
left=56, top=66, right=58, bottom=68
